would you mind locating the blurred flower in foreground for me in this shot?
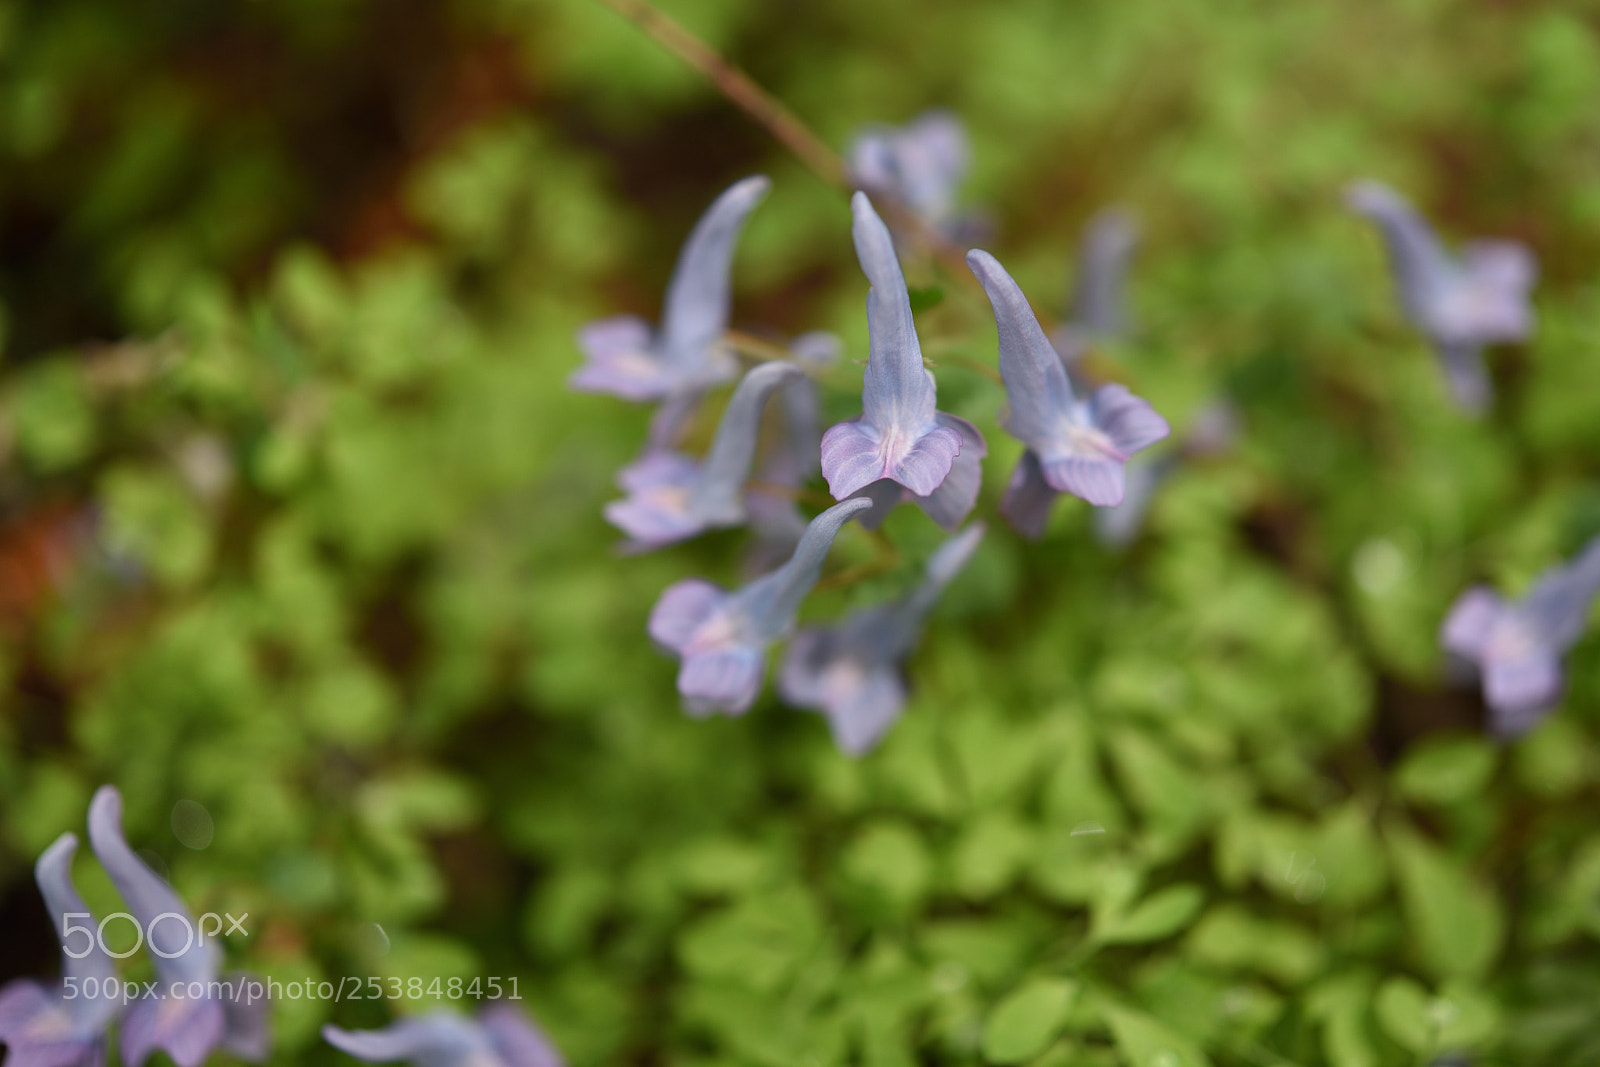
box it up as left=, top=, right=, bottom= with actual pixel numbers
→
left=848, top=111, right=969, bottom=234
left=649, top=498, right=872, bottom=716
left=570, top=175, right=769, bottom=402
left=1052, top=208, right=1140, bottom=364
left=1441, top=534, right=1600, bottom=736
left=324, top=1005, right=563, bottom=1067
left=821, top=193, right=985, bottom=530
left=780, top=522, right=984, bottom=755
left=0, top=834, right=121, bottom=1067
left=605, top=361, right=803, bottom=551
left=1346, top=180, right=1536, bottom=414
left=966, top=249, right=1169, bottom=519
left=88, top=786, right=269, bottom=1067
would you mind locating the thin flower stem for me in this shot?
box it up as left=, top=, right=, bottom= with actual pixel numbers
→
left=590, top=0, right=847, bottom=187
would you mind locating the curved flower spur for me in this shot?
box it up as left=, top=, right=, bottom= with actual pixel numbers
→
left=87, top=787, right=269, bottom=1067
left=1346, top=179, right=1536, bottom=414
left=0, top=834, right=122, bottom=1067
left=605, top=360, right=804, bottom=550
left=570, top=175, right=770, bottom=402
left=821, top=193, right=986, bottom=531
left=324, top=1004, right=564, bottom=1067
left=1052, top=207, right=1140, bottom=365
left=648, top=497, right=873, bottom=716
left=965, top=248, right=1169, bottom=524
left=1441, top=533, right=1600, bottom=737
left=779, top=522, right=985, bottom=755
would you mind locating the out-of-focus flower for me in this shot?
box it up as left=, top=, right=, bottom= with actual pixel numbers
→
left=1346, top=180, right=1536, bottom=414
left=848, top=111, right=969, bottom=233
left=966, top=249, right=1169, bottom=518
left=570, top=176, right=769, bottom=402
left=87, top=787, right=269, bottom=1067
left=324, top=1005, right=563, bottom=1067
left=1440, top=534, right=1600, bottom=736
left=1093, top=400, right=1238, bottom=549
left=821, top=193, right=985, bottom=530
left=605, top=361, right=803, bottom=551
left=745, top=333, right=840, bottom=572
left=0, top=834, right=122, bottom=1067
left=649, top=498, right=872, bottom=716
left=1052, top=208, right=1139, bottom=363
left=780, top=523, right=984, bottom=754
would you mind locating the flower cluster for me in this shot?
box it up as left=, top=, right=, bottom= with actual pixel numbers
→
left=570, top=118, right=1186, bottom=752
left=0, top=787, right=268, bottom=1067
left=324, top=1005, right=563, bottom=1067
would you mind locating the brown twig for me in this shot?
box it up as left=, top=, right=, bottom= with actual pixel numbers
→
left=591, top=0, right=847, bottom=187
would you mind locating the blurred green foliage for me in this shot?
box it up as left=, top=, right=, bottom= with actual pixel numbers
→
left=3, top=0, right=1600, bottom=1065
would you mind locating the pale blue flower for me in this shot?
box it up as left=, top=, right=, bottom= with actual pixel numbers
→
left=745, top=333, right=840, bottom=571
left=1441, top=534, right=1600, bottom=736
left=649, top=498, right=872, bottom=716
left=87, top=787, right=268, bottom=1067
left=966, top=249, right=1169, bottom=517
left=821, top=193, right=985, bottom=529
left=848, top=111, right=969, bottom=233
left=570, top=176, right=769, bottom=402
left=1346, top=180, right=1536, bottom=414
left=605, top=361, right=803, bottom=550
left=324, top=1005, right=562, bottom=1067
left=779, top=523, right=984, bottom=754
left=0, top=834, right=121, bottom=1067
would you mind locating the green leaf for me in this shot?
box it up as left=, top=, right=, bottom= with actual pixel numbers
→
left=1394, top=734, right=1497, bottom=806
left=981, top=978, right=1077, bottom=1063
left=1093, top=883, right=1205, bottom=945
left=1374, top=977, right=1500, bottom=1054
left=1099, top=1000, right=1212, bottom=1067
left=1386, top=826, right=1504, bottom=979
left=908, top=285, right=945, bottom=313
left=843, top=818, right=932, bottom=912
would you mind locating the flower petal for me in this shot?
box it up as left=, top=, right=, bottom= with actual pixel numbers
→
left=1070, top=208, right=1139, bottom=339
left=999, top=451, right=1059, bottom=540
left=1440, top=588, right=1506, bottom=660
left=679, top=646, right=767, bottom=717
left=568, top=316, right=672, bottom=401
left=480, top=1005, right=566, bottom=1067
left=1039, top=454, right=1127, bottom=507
left=217, top=974, right=271, bottom=1062
left=909, top=414, right=986, bottom=530
left=824, top=665, right=908, bottom=757
left=1090, top=384, right=1170, bottom=456
left=1484, top=652, right=1564, bottom=732
left=648, top=580, right=729, bottom=653
left=323, top=1014, right=486, bottom=1067
left=853, top=193, right=938, bottom=434
left=119, top=994, right=224, bottom=1067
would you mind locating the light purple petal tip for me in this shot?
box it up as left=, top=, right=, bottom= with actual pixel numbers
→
left=825, top=666, right=909, bottom=756
left=569, top=316, right=671, bottom=401
left=1484, top=653, right=1564, bottom=731
left=323, top=1014, right=486, bottom=1067
left=648, top=580, right=728, bottom=653
left=1440, top=588, right=1505, bottom=659
left=1090, top=384, right=1171, bottom=456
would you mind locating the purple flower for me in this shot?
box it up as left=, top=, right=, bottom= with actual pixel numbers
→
left=848, top=111, right=969, bottom=233
left=570, top=176, right=769, bottom=402
left=1441, top=535, right=1600, bottom=736
left=648, top=498, right=873, bottom=716
left=966, top=249, right=1169, bottom=517
left=745, top=333, right=840, bottom=571
left=821, top=193, right=985, bottom=530
left=779, top=523, right=984, bottom=754
left=0, top=834, right=122, bottom=1067
left=605, top=361, right=804, bottom=550
left=324, top=1005, right=563, bottom=1067
left=1052, top=208, right=1139, bottom=363
left=86, top=787, right=268, bottom=1067
left=1346, top=180, right=1536, bottom=414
